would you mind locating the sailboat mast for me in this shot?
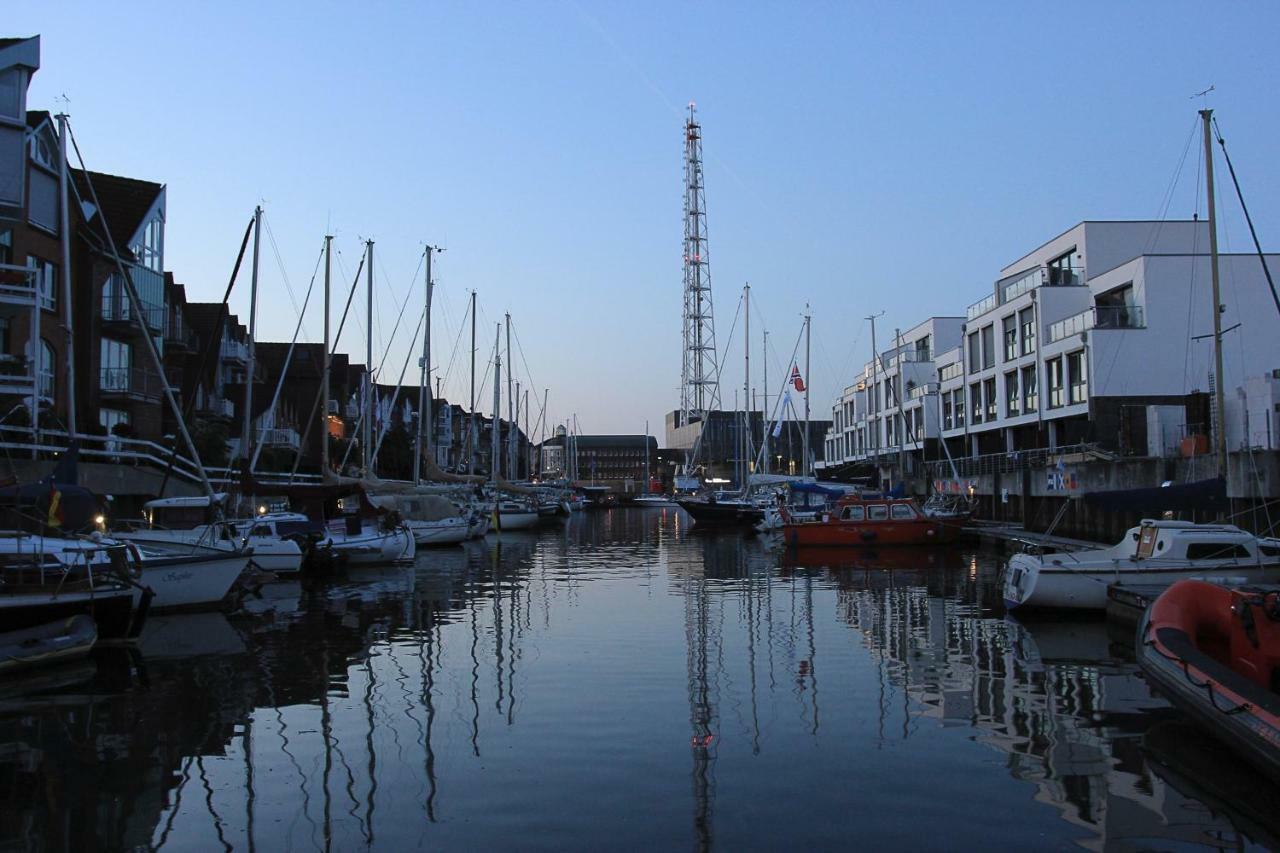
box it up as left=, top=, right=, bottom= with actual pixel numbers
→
left=514, top=380, right=521, bottom=479
left=896, top=327, right=905, bottom=481
left=491, top=323, right=501, bottom=483
left=364, top=239, right=375, bottom=475
left=1201, top=108, right=1228, bottom=481
left=803, top=306, right=811, bottom=478
left=506, top=314, right=513, bottom=480
left=743, top=284, right=750, bottom=487
left=241, top=205, right=262, bottom=468
left=468, top=290, right=476, bottom=476
left=415, top=245, right=436, bottom=485
left=56, top=113, right=75, bottom=437
left=868, top=313, right=879, bottom=465
left=762, top=328, right=768, bottom=474
left=644, top=418, right=650, bottom=490
left=322, top=235, right=331, bottom=473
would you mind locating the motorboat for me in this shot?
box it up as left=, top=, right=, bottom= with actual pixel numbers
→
left=780, top=494, right=960, bottom=547
left=0, top=535, right=148, bottom=642
left=921, top=492, right=974, bottom=522
left=232, top=512, right=334, bottom=570
left=632, top=494, right=680, bottom=509
left=325, top=516, right=416, bottom=565
left=113, top=495, right=304, bottom=573
left=0, top=615, right=97, bottom=674
left=755, top=482, right=853, bottom=532
left=676, top=491, right=765, bottom=527
left=494, top=498, right=538, bottom=531
left=1138, top=579, right=1280, bottom=783
left=1003, top=520, right=1280, bottom=611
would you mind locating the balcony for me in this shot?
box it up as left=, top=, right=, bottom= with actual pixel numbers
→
left=100, top=367, right=163, bottom=400
left=164, top=315, right=198, bottom=351
left=197, top=396, right=235, bottom=418
left=0, top=263, right=37, bottom=307
left=966, top=292, right=998, bottom=321
left=220, top=339, right=249, bottom=363
left=1047, top=309, right=1094, bottom=344
left=258, top=427, right=301, bottom=450
left=1094, top=304, right=1145, bottom=330
left=102, top=267, right=165, bottom=332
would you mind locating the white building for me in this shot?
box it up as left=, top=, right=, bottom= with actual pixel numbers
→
left=820, top=220, right=1280, bottom=482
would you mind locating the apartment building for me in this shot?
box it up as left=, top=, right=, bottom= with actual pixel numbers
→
left=820, top=220, right=1280, bottom=484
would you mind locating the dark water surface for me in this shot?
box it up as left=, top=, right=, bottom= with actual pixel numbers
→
left=3, top=509, right=1279, bottom=851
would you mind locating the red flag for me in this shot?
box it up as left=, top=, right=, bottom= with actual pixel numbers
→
left=790, top=365, right=806, bottom=392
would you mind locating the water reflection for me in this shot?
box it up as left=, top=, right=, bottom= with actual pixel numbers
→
left=0, top=510, right=1274, bottom=850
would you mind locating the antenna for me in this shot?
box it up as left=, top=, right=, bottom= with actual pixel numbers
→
left=680, top=102, right=720, bottom=428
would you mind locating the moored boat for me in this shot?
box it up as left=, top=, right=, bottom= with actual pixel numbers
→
left=0, top=615, right=97, bottom=674
left=1004, top=520, right=1280, bottom=611
left=780, top=494, right=959, bottom=547
left=1137, top=579, right=1280, bottom=783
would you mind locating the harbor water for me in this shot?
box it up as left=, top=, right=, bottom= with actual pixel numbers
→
left=3, top=509, right=1279, bottom=850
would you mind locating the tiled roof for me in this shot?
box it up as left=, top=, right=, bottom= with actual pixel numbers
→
left=71, top=168, right=162, bottom=252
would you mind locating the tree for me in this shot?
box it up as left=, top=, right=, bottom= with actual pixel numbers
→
left=189, top=420, right=230, bottom=468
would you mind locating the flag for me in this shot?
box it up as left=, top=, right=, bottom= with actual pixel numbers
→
left=772, top=390, right=792, bottom=438
left=790, top=365, right=806, bottom=392
left=47, top=485, right=63, bottom=529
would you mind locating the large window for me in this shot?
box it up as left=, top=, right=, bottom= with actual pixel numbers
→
left=1002, top=315, right=1018, bottom=362
left=983, top=377, right=997, bottom=421
left=1068, top=350, right=1088, bottom=404
left=953, top=390, right=966, bottom=427
left=1022, top=365, right=1038, bottom=413
left=1005, top=371, right=1019, bottom=417
left=1019, top=307, right=1036, bottom=356
left=101, top=337, right=132, bottom=391
left=38, top=338, right=54, bottom=398
left=131, top=213, right=164, bottom=273
left=1047, top=357, right=1064, bottom=408
left=981, top=325, right=995, bottom=370
left=1048, top=248, right=1082, bottom=286
left=969, top=382, right=982, bottom=424
left=100, top=407, right=129, bottom=433
left=968, top=331, right=980, bottom=373
left=26, top=256, right=56, bottom=310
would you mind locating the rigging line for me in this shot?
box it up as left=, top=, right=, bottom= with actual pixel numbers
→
left=509, top=319, right=539, bottom=404
left=370, top=252, right=424, bottom=384
left=1144, top=114, right=1201, bottom=255
left=1213, top=117, right=1280, bottom=320
left=439, top=292, right=470, bottom=395
left=261, top=213, right=312, bottom=339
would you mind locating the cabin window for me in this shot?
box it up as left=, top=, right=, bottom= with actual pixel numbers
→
left=841, top=505, right=865, bottom=521
left=890, top=504, right=917, bottom=520
left=1185, top=542, right=1251, bottom=560
left=868, top=505, right=888, bottom=521
left=251, top=525, right=272, bottom=537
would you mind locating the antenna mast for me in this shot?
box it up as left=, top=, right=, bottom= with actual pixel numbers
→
left=680, top=102, right=720, bottom=442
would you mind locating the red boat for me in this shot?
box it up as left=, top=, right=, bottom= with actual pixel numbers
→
left=779, top=494, right=961, bottom=548
left=1138, top=580, right=1280, bottom=783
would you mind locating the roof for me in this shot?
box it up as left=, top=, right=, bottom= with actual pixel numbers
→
left=25, top=109, right=49, bottom=129
left=71, top=168, right=163, bottom=252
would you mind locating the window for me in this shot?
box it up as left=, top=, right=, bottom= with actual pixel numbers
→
left=981, top=325, right=995, bottom=370
left=1022, top=365, right=1038, bottom=413
left=915, top=335, right=930, bottom=360
left=942, top=394, right=953, bottom=431
left=130, top=213, right=164, bottom=273
left=1186, top=542, right=1251, bottom=560
left=1068, top=350, right=1088, bottom=404
left=101, top=337, right=132, bottom=391
left=954, top=390, right=966, bottom=427
left=970, top=382, right=982, bottom=424
left=0, top=228, right=11, bottom=265
left=890, top=503, right=917, bottom=520
left=1047, top=357, right=1064, bottom=408
left=1048, top=248, right=1082, bottom=286
left=26, top=256, right=56, bottom=310
left=38, top=339, right=54, bottom=398
left=1005, top=371, right=1020, bottom=417
left=867, top=505, right=889, bottom=521
left=0, top=317, right=8, bottom=355
left=841, top=505, right=865, bottom=521
left=1002, top=315, right=1018, bottom=362
left=983, top=377, right=997, bottom=421
left=1019, top=307, right=1036, bottom=356
left=968, top=331, right=980, bottom=372
left=100, top=407, right=130, bottom=433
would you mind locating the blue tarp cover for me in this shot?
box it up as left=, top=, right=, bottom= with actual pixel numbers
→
left=790, top=483, right=847, bottom=497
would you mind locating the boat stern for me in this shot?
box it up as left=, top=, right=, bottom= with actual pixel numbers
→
left=1002, top=552, right=1042, bottom=610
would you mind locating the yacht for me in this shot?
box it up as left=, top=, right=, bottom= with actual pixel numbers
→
left=113, top=495, right=304, bottom=573
left=1003, top=519, right=1280, bottom=611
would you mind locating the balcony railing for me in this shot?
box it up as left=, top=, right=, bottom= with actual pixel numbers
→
left=1047, top=309, right=1094, bottom=343
left=100, top=367, right=163, bottom=399
left=939, top=362, right=964, bottom=382
left=196, top=396, right=235, bottom=418
left=1094, top=304, right=1145, bottom=329
left=258, top=427, right=301, bottom=449
left=220, top=339, right=249, bottom=362
left=966, top=292, right=998, bottom=321
left=0, top=263, right=37, bottom=306
left=1000, top=267, right=1043, bottom=304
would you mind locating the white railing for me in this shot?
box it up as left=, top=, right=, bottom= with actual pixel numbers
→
left=220, top=339, right=249, bottom=362
left=0, top=263, right=37, bottom=305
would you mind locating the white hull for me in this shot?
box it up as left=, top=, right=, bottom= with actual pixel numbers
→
left=1004, top=555, right=1280, bottom=610
left=134, top=553, right=251, bottom=609
left=408, top=517, right=470, bottom=546
left=633, top=497, right=680, bottom=509
left=115, top=528, right=303, bottom=574
left=330, top=526, right=415, bottom=565
left=495, top=511, right=538, bottom=531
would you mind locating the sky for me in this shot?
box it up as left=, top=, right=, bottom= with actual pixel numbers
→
left=12, top=2, right=1280, bottom=437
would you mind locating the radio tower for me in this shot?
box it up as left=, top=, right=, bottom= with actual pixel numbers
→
left=681, top=102, right=720, bottom=428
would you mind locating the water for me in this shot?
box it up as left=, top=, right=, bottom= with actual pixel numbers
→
left=2, top=509, right=1278, bottom=851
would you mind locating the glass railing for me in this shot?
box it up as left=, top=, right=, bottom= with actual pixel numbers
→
left=1047, top=309, right=1094, bottom=343
left=966, top=292, right=998, bottom=321
left=1094, top=304, right=1145, bottom=329
left=939, top=362, right=964, bottom=382
left=1000, top=267, right=1042, bottom=303
left=100, top=367, right=162, bottom=398
left=220, top=339, right=249, bottom=361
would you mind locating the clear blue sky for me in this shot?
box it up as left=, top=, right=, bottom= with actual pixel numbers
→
left=13, top=2, right=1280, bottom=436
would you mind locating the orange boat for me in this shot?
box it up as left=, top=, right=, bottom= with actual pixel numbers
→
left=779, top=494, right=961, bottom=547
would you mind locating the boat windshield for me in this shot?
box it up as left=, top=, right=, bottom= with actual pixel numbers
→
left=868, top=505, right=888, bottom=521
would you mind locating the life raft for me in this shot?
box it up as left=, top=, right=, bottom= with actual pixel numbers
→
left=1137, top=580, right=1280, bottom=783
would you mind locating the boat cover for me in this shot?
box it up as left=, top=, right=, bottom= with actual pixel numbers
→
left=790, top=483, right=848, bottom=497
left=1083, top=476, right=1226, bottom=513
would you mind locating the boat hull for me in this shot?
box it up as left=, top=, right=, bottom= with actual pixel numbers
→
left=0, top=615, right=97, bottom=673
left=1137, top=580, right=1280, bottom=784
left=676, top=499, right=763, bottom=527
left=331, top=527, right=415, bottom=565
left=135, top=551, right=251, bottom=610
left=494, top=511, right=538, bottom=531
left=781, top=518, right=959, bottom=547
left=407, top=518, right=470, bottom=546
left=0, top=588, right=139, bottom=642
left=115, top=529, right=303, bottom=574
left=1003, top=552, right=1279, bottom=610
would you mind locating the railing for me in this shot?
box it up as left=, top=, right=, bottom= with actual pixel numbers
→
left=1000, top=267, right=1043, bottom=304
left=100, top=367, right=163, bottom=398
left=0, top=263, right=37, bottom=305
left=258, top=427, right=301, bottom=449
left=197, top=396, right=235, bottom=418
left=924, top=442, right=1102, bottom=479
left=1047, top=308, right=1094, bottom=343
left=219, top=339, right=249, bottom=362
left=102, top=293, right=165, bottom=330
left=966, top=292, right=998, bottom=321
left=939, top=362, right=964, bottom=382
left=1094, top=304, right=1145, bottom=329
left=908, top=383, right=934, bottom=400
